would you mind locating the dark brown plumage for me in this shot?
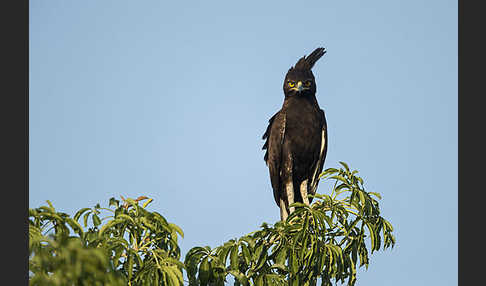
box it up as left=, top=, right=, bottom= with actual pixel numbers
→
left=262, top=47, right=328, bottom=221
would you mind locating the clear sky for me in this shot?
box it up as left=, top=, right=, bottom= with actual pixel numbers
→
left=29, top=1, right=457, bottom=285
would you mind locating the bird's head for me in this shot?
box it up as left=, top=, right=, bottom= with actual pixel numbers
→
left=283, top=47, right=326, bottom=98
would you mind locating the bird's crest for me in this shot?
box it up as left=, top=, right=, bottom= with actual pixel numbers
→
left=292, top=47, right=326, bottom=71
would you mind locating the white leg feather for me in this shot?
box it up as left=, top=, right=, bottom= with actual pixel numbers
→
left=300, top=179, right=309, bottom=205
left=280, top=198, right=288, bottom=221
left=286, top=180, right=295, bottom=215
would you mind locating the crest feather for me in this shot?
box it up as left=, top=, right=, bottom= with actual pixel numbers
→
left=293, top=47, right=326, bottom=71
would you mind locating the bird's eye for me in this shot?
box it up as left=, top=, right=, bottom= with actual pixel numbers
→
left=288, top=81, right=295, bottom=87
left=304, top=81, right=312, bottom=87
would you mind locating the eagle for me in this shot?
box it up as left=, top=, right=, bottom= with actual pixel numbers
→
left=262, top=47, right=328, bottom=221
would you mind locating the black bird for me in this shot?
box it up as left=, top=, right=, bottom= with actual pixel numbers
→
left=262, top=47, right=328, bottom=221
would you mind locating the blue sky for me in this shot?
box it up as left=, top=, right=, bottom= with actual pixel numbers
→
left=29, top=1, right=457, bottom=285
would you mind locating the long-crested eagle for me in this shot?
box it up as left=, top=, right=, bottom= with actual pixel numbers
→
left=262, top=47, right=328, bottom=221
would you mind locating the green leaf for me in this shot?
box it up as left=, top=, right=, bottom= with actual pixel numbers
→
left=230, top=245, right=239, bottom=270
left=37, top=206, right=54, bottom=213
left=83, top=211, right=91, bottom=227
left=275, top=246, right=287, bottom=265
left=65, top=218, right=84, bottom=237
left=186, top=246, right=210, bottom=259
left=383, top=219, right=394, bottom=232
left=358, top=190, right=365, bottom=206
left=115, top=214, right=136, bottom=224
left=126, top=252, right=134, bottom=281
left=289, top=252, right=299, bottom=274
left=98, top=218, right=123, bottom=236
left=152, top=212, right=170, bottom=228
left=123, top=198, right=138, bottom=207
left=324, top=167, right=339, bottom=174
left=169, top=223, right=184, bottom=239
left=198, top=256, right=210, bottom=285
left=241, top=243, right=252, bottom=267
left=254, top=246, right=268, bottom=271
left=339, top=161, right=350, bottom=172
left=365, top=222, right=376, bottom=252
left=240, top=236, right=255, bottom=249
left=109, top=197, right=119, bottom=208
left=164, top=265, right=182, bottom=286
left=217, top=244, right=232, bottom=267
left=329, top=175, right=349, bottom=184
left=289, top=202, right=308, bottom=209
left=92, top=214, right=101, bottom=227
left=229, top=270, right=249, bottom=286
left=185, top=252, right=203, bottom=284
left=270, top=263, right=287, bottom=272
left=36, top=212, right=64, bottom=223
left=369, top=192, right=382, bottom=200
left=46, top=200, right=55, bottom=211
left=252, top=243, right=264, bottom=262
left=254, top=275, right=264, bottom=286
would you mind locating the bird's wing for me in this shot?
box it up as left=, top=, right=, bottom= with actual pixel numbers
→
left=262, top=111, right=286, bottom=206
left=262, top=112, right=277, bottom=163
left=309, top=109, right=328, bottom=197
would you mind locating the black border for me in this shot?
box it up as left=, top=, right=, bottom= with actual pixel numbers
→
left=458, top=0, right=483, bottom=285
left=1, top=0, right=28, bottom=283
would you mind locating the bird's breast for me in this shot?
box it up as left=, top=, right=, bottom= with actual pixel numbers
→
left=284, top=112, right=321, bottom=150
left=280, top=96, right=323, bottom=156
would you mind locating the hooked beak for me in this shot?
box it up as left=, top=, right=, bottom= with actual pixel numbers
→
left=296, top=81, right=303, bottom=93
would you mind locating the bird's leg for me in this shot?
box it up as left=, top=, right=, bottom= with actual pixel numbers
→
left=300, top=179, right=310, bottom=205
left=280, top=198, right=288, bottom=221
left=285, top=180, right=295, bottom=215
left=283, top=151, right=295, bottom=216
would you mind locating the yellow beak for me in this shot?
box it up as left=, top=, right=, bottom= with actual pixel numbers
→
left=296, top=81, right=303, bottom=92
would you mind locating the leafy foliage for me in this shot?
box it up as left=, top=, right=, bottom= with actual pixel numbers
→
left=29, top=162, right=395, bottom=285
left=29, top=196, right=185, bottom=285
left=184, top=162, right=395, bottom=286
